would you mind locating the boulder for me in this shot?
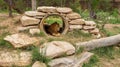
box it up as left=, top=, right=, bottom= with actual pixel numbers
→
left=32, top=61, right=47, bottom=67
left=69, top=19, right=85, bottom=25
left=25, top=11, right=46, bottom=17
left=56, top=7, right=72, bottom=13
left=0, top=51, right=31, bottom=67
left=83, top=26, right=96, bottom=30
left=4, top=34, right=38, bottom=48
left=66, top=12, right=81, bottom=20
left=40, top=41, right=75, bottom=58
left=85, top=21, right=96, bottom=26
left=37, top=6, right=56, bottom=13
left=29, top=28, right=40, bottom=35
left=90, top=28, right=99, bottom=35
left=20, top=16, right=40, bottom=26
left=69, top=25, right=82, bottom=29
left=48, top=52, right=94, bottom=67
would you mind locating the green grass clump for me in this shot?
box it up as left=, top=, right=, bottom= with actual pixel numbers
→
left=83, top=55, right=99, bottom=67
left=0, top=32, right=13, bottom=48
left=32, top=47, right=51, bottom=65
left=75, top=46, right=84, bottom=55
left=33, top=31, right=46, bottom=37
left=67, top=30, right=91, bottom=38
left=91, top=46, right=115, bottom=59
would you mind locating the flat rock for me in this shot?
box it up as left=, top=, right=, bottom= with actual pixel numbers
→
left=56, top=7, right=72, bottom=13
left=0, top=51, right=31, bottom=67
left=66, top=12, right=81, bottom=20
left=83, top=26, right=96, bottom=30
left=32, top=61, right=47, bottom=67
left=37, top=6, right=56, bottom=13
left=4, top=34, right=38, bottom=48
left=85, top=21, right=96, bottom=26
left=20, top=16, right=40, bottom=26
left=40, top=41, right=75, bottom=58
left=90, top=28, right=99, bottom=34
left=48, top=52, right=94, bottom=67
left=25, top=11, right=46, bottom=17
left=69, top=19, right=85, bottom=25
left=29, top=28, right=40, bottom=35
left=70, top=25, right=82, bottom=29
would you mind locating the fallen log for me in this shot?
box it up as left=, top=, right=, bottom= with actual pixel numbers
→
left=76, top=34, right=120, bottom=50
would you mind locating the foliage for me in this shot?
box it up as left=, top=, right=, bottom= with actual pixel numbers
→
left=70, top=0, right=81, bottom=13
left=0, top=0, right=8, bottom=12
left=45, top=16, right=63, bottom=25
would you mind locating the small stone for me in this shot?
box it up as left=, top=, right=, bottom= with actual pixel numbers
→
left=4, top=34, right=38, bottom=48
left=66, top=12, right=81, bottom=20
left=56, top=7, right=72, bottom=13
left=85, top=21, right=96, bottom=26
left=90, top=28, right=99, bottom=34
left=25, top=11, right=46, bottom=17
left=69, top=19, right=85, bottom=25
left=69, top=25, right=82, bottom=29
left=29, top=28, right=40, bottom=35
left=40, top=41, right=75, bottom=58
left=37, top=6, right=56, bottom=13
left=32, top=61, right=47, bottom=67
left=83, top=26, right=96, bottom=30
left=96, top=34, right=101, bottom=39
left=20, top=16, right=40, bottom=26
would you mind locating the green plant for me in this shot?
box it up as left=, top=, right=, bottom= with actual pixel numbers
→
left=32, top=47, right=51, bottom=64
left=83, top=55, right=99, bottom=67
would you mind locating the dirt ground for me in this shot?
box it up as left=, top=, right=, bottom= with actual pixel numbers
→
left=0, top=13, right=120, bottom=67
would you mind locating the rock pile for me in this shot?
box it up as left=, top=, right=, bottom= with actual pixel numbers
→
left=20, top=6, right=100, bottom=36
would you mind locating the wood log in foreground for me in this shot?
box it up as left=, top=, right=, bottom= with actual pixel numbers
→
left=76, top=34, right=120, bottom=50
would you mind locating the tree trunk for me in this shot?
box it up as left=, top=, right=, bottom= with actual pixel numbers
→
left=76, top=34, right=120, bottom=50
left=31, top=0, right=37, bottom=11
left=4, top=0, right=23, bottom=15
left=4, top=0, right=13, bottom=17
left=88, top=0, right=96, bottom=19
